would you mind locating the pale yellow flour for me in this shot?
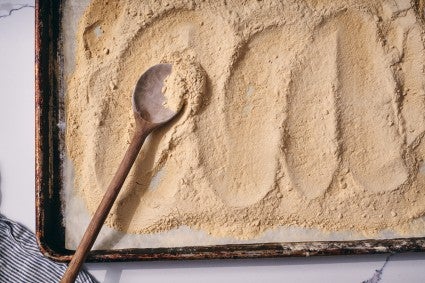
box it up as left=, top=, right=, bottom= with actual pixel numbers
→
left=66, top=0, right=425, bottom=239
left=161, top=57, right=193, bottom=113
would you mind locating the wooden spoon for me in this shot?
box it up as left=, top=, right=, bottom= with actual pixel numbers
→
left=61, top=63, right=179, bottom=283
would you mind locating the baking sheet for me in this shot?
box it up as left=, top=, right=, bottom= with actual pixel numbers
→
left=35, top=0, right=425, bottom=263
left=60, top=0, right=425, bottom=251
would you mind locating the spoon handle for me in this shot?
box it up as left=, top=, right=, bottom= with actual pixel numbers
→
left=61, top=125, right=150, bottom=283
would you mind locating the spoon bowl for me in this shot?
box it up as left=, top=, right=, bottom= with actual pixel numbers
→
left=133, top=63, right=177, bottom=124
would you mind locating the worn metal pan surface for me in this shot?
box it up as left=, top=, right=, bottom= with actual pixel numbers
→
left=35, top=0, right=425, bottom=262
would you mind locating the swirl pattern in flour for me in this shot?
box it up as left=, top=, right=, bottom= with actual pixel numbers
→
left=67, top=0, right=425, bottom=239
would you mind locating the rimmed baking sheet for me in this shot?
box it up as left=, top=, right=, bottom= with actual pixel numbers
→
left=35, top=0, right=425, bottom=262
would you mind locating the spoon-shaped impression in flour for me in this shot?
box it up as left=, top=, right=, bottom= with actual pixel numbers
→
left=61, top=63, right=179, bottom=283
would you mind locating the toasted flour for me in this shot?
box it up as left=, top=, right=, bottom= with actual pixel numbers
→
left=66, top=0, right=425, bottom=239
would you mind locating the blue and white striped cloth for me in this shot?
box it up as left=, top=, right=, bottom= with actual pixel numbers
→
left=0, top=214, right=96, bottom=283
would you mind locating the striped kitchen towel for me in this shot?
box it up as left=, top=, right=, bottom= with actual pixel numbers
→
left=0, top=214, right=96, bottom=283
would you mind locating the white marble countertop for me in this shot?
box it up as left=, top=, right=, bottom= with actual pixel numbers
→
left=0, top=1, right=424, bottom=282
